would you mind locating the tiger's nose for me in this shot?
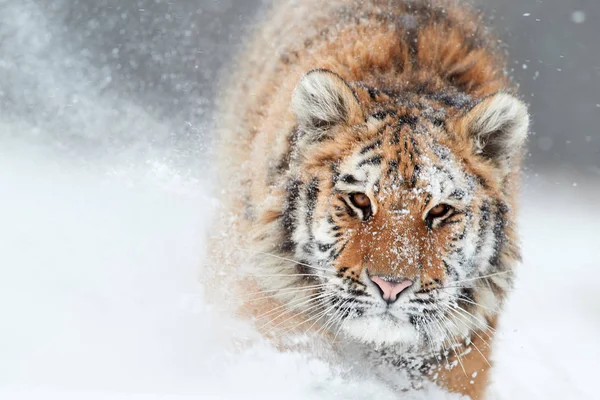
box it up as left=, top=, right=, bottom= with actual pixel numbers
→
left=368, top=274, right=413, bottom=303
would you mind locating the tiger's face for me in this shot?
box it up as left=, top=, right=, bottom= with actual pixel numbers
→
left=271, top=70, right=528, bottom=349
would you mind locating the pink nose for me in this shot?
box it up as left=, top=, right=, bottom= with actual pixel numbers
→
left=368, top=275, right=413, bottom=303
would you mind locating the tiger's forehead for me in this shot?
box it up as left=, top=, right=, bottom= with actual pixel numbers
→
left=336, top=115, right=474, bottom=204
left=353, top=81, right=477, bottom=117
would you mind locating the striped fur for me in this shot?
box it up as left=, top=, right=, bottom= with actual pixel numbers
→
left=211, top=1, right=528, bottom=398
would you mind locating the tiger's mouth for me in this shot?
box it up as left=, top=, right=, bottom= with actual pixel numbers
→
left=363, top=311, right=405, bottom=326
left=378, top=310, right=402, bottom=320
left=339, top=307, right=422, bottom=346
left=320, top=279, right=460, bottom=347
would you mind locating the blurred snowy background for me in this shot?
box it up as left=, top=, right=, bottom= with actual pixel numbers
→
left=0, top=0, right=598, bottom=399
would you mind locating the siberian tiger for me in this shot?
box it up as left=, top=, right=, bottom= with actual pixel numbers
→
left=209, top=0, right=529, bottom=398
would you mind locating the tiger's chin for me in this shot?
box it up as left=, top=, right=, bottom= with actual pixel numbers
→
left=341, top=313, right=422, bottom=348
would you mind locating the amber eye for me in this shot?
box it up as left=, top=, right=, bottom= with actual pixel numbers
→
left=427, top=204, right=453, bottom=220
left=351, top=193, right=371, bottom=208
left=349, top=193, right=373, bottom=220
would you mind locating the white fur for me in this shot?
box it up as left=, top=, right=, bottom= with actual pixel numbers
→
left=291, top=70, right=362, bottom=140
left=342, top=314, right=420, bottom=346
left=470, top=93, right=530, bottom=172
left=292, top=72, right=344, bottom=126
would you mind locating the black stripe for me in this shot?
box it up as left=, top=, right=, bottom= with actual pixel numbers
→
left=360, top=139, right=382, bottom=154
left=280, top=179, right=301, bottom=252
left=410, top=164, right=421, bottom=187
left=398, top=114, right=419, bottom=128
left=304, top=178, right=320, bottom=254
left=332, top=240, right=349, bottom=260
left=474, top=200, right=491, bottom=256
left=306, top=178, right=320, bottom=217
left=459, top=287, right=475, bottom=305
left=431, top=140, right=451, bottom=160
left=302, top=243, right=313, bottom=255
left=409, top=314, right=425, bottom=328
left=410, top=297, right=435, bottom=305
left=340, top=198, right=357, bottom=218
left=317, top=242, right=334, bottom=252
left=456, top=224, right=468, bottom=241
left=429, top=91, right=475, bottom=109
left=367, top=87, right=378, bottom=100
left=372, top=110, right=397, bottom=119
left=489, top=201, right=508, bottom=269
left=429, top=117, right=446, bottom=127
left=347, top=288, right=368, bottom=297
left=357, top=155, right=383, bottom=168
left=443, top=260, right=459, bottom=280
left=390, top=124, right=402, bottom=145
left=409, top=136, right=421, bottom=155
left=439, top=218, right=462, bottom=228
left=340, top=174, right=360, bottom=185
left=330, top=163, right=340, bottom=184
left=474, top=174, right=490, bottom=190
left=450, top=189, right=466, bottom=200
left=424, top=193, right=433, bottom=206
left=387, top=159, right=399, bottom=176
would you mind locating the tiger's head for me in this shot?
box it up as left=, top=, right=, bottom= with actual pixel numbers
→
left=255, top=69, right=528, bottom=351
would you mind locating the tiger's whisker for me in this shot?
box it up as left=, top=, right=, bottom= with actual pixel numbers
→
left=243, top=282, right=334, bottom=298
left=455, top=294, right=501, bottom=313
left=234, top=246, right=332, bottom=273
left=445, top=303, right=497, bottom=339
left=428, top=313, right=452, bottom=367
left=243, top=286, right=332, bottom=304
left=439, top=307, right=493, bottom=368
left=319, top=300, right=348, bottom=337
left=305, top=301, right=339, bottom=334
left=452, top=270, right=512, bottom=284
left=331, top=301, right=352, bottom=343
left=259, top=292, right=336, bottom=330
left=240, top=273, right=322, bottom=278
left=262, top=300, right=329, bottom=335
left=256, top=290, right=334, bottom=321
left=432, top=308, right=467, bottom=376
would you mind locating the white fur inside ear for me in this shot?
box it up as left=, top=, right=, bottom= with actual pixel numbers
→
left=291, top=70, right=362, bottom=134
left=469, top=93, right=530, bottom=167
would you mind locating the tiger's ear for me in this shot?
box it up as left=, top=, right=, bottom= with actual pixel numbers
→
left=291, top=69, right=364, bottom=140
left=460, top=92, right=529, bottom=175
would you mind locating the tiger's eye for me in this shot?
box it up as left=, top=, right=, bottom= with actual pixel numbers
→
left=351, top=193, right=371, bottom=208
left=428, top=204, right=451, bottom=219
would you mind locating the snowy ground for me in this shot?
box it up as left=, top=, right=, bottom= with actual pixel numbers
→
left=0, top=138, right=599, bottom=400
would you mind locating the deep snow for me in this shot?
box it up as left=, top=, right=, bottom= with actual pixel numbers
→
left=0, top=141, right=599, bottom=399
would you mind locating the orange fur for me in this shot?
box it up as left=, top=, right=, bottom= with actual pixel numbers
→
left=210, top=1, right=527, bottom=399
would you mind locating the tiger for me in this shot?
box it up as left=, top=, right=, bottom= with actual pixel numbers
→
left=208, top=0, right=529, bottom=398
